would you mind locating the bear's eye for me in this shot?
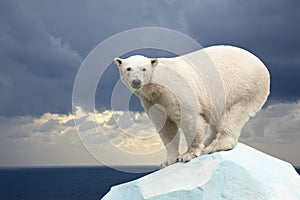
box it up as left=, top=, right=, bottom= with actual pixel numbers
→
left=142, top=68, right=146, bottom=71
left=126, top=67, right=132, bottom=71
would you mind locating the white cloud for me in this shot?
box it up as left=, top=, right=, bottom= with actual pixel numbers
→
left=241, top=101, right=300, bottom=165
left=0, top=101, right=299, bottom=166
left=242, top=102, right=300, bottom=141
left=0, top=113, right=95, bottom=166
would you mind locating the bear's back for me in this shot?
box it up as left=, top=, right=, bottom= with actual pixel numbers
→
left=203, top=45, right=270, bottom=107
left=151, top=45, right=270, bottom=111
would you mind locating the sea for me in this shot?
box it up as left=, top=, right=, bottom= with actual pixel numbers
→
left=0, top=166, right=156, bottom=200
left=0, top=166, right=299, bottom=200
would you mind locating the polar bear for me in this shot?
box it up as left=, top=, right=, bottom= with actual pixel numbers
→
left=114, top=45, right=270, bottom=168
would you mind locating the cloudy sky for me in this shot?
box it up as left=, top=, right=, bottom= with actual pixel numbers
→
left=0, top=0, right=300, bottom=167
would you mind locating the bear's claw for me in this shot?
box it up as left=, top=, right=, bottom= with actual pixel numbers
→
left=159, top=157, right=178, bottom=169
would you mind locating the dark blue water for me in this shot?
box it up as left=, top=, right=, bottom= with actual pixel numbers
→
left=296, top=168, right=300, bottom=175
left=0, top=166, right=299, bottom=200
left=0, top=166, right=157, bottom=200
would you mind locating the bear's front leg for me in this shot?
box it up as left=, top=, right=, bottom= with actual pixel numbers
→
left=147, top=103, right=180, bottom=168
left=178, top=116, right=206, bottom=162
left=158, top=119, right=180, bottom=169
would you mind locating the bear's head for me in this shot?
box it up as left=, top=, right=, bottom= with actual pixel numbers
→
left=114, top=55, right=158, bottom=90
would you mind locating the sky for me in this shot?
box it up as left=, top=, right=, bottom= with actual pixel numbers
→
left=0, top=0, right=299, bottom=167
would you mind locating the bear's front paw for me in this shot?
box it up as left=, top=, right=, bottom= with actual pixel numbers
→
left=177, top=152, right=194, bottom=162
left=177, top=148, right=202, bottom=163
left=159, top=157, right=178, bottom=169
left=177, top=152, right=196, bottom=163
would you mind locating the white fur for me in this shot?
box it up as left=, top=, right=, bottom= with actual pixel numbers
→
left=114, top=45, right=270, bottom=168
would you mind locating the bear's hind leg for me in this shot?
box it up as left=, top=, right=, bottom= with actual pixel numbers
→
left=177, top=117, right=206, bottom=162
left=158, top=119, right=180, bottom=169
left=204, top=125, right=218, bottom=147
left=203, top=102, right=252, bottom=154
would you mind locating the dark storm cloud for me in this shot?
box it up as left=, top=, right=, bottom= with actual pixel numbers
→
left=180, top=0, right=300, bottom=104
left=0, top=1, right=82, bottom=116
left=0, top=0, right=299, bottom=117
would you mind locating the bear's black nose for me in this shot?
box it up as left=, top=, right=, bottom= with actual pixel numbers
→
left=131, top=79, right=141, bottom=89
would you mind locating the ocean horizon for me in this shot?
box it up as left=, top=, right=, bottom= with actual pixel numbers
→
left=0, top=166, right=299, bottom=200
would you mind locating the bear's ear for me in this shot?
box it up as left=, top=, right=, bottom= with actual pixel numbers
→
left=150, top=59, right=158, bottom=67
left=114, top=57, right=123, bottom=67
